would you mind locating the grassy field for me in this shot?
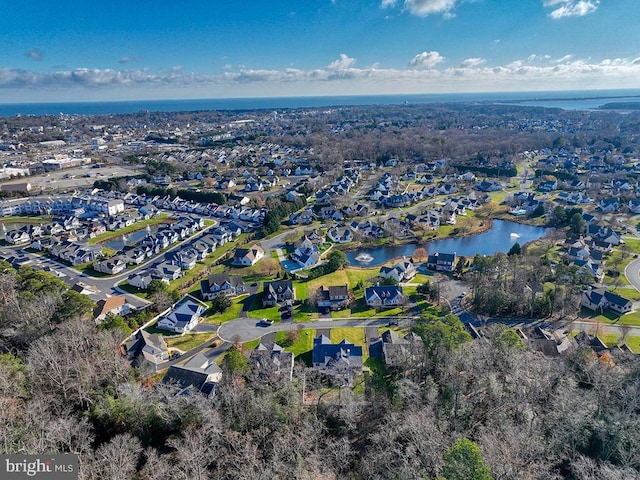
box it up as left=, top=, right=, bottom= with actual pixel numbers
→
left=202, top=296, right=246, bottom=324
left=579, top=307, right=640, bottom=327
left=118, top=281, right=150, bottom=299
left=240, top=338, right=261, bottom=351
left=165, top=333, right=216, bottom=352
left=1, top=215, right=53, bottom=224
left=275, top=329, right=316, bottom=356
left=330, top=327, right=369, bottom=361
left=622, top=237, right=640, bottom=254
left=306, top=269, right=350, bottom=293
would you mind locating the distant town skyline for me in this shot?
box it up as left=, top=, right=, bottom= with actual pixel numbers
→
left=1, top=0, right=639, bottom=103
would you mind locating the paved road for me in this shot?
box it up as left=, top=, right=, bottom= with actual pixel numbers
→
left=217, top=316, right=415, bottom=343
left=624, top=258, right=640, bottom=292
left=5, top=220, right=218, bottom=308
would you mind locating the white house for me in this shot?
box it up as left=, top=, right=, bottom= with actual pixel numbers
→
left=157, top=296, right=208, bottom=334
left=232, top=244, right=265, bottom=266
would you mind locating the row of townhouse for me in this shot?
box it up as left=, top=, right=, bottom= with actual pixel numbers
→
left=93, top=216, right=208, bottom=275
left=121, top=192, right=265, bottom=225
left=0, top=193, right=125, bottom=217
left=126, top=228, right=228, bottom=287
left=47, top=239, right=103, bottom=266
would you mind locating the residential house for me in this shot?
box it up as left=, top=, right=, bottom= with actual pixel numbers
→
left=93, top=295, right=130, bottom=323
left=157, top=262, right=182, bottom=281
left=379, top=259, right=416, bottom=283
left=316, top=284, right=350, bottom=311
left=291, top=235, right=320, bottom=269
left=93, top=256, right=127, bottom=275
left=157, top=296, right=207, bottom=334
left=365, top=285, right=406, bottom=308
left=521, top=327, right=576, bottom=357
left=327, top=225, right=353, bottom=244
left=4, top=230, right=30, bottom=244
left=232, top=244, right=265, bottom=266
left=249, top=343, right=295, bottom=383
left=162, top=353, right=222, bottom=397
left=426, top=252, right=457, bottom=272
left=369, top=330, right=425, bottom=368
left=262, top=280, right=296, bottom=307
left=599, top=198, right=620, bottom=213
left=134, top=330, right=170, bottom=369
left=200, top=273, right=245, bottom=299
left=312, top=335, right=363, bottom=385
left=582, top=286, right=633, bottom=315
left=172, top=250, right=198, bottom=270
left=127, top=271, right=155, bottom=290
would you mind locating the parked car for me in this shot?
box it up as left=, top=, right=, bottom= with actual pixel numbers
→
left=257, top=318, right=274, bottom=326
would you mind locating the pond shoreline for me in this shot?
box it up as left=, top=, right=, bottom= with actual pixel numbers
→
left=343, top=218, right=550, bottom=268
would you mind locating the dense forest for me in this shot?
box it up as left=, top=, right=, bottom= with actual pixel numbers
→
left=1, top=259, right=640, bottom=479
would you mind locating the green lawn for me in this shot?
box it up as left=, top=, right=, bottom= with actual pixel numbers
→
left=117, top=281, right=150, bottom=299
left=202, top=296, right=245, bottom=324
left=307, top=269, right=350, bottom=293
left=410, top=273, right=431, bottom=285
left=294, top=282, right=308, bottom=301
left=241, top=338, right=261, bottom=351
left=580, top=308, right=640, bottom=327
left=1, top=215, right=53, bottom=224
left=88, top=214, right=170, bottom=245
left=330, top=327, right=368, bottom=360
left=242, top=293, right=281, bottom=321
left=622, top=237, right=640, bottom=254
left=165, top=333, right=216, bottom=352
left=275, top=329, right=316, bottom=356
left=345, top=268, right=379, bottom=288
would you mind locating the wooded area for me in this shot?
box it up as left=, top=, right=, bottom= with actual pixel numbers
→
left=0, top=259, right=639, bottom=479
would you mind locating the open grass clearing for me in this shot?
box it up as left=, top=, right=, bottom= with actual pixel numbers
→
left=276, top=329, right=316, bottom=356
left=202, top=296, right=245, bottom=324
left=165, top=333, right=216, bottom=352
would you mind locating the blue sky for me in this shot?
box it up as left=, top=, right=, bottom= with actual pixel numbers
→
left=1, top=0, right=639, bottom=102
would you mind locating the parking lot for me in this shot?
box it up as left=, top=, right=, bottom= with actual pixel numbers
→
left=0, top=164, right=144, bottom=192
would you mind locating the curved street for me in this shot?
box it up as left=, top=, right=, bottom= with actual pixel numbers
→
left=624, top=258, right=640, bottom=292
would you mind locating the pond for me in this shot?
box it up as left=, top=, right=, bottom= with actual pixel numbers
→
left=102, top=225, right=161, bottom=251
left=346, top=219, right=550, bottom=267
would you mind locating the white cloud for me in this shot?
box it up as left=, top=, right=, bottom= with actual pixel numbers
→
left=409, top=51, right=445, bottom=68
left=555, top=54, right=574, bottom=63
left=382, top=0, right=459, bottom=17
left=328, top=53, right=356, bottom=70
left=3, top=52, right=640, bottom=102
left=25, top=49, right=44, bottom=61
left=544, top=0, right=599, bottom=19
left=461, top=57, right=486, bottom=67
left=119, top=56, right=139, bottom=64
